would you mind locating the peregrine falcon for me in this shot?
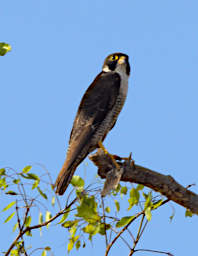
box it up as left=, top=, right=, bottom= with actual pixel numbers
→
left=55, top=53, right=130, bottom=195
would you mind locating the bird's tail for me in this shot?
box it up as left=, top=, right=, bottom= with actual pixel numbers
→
left=55, top=159, right=77, bottom=195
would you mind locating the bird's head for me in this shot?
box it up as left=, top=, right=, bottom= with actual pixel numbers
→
left=102, top=53, right=130, bottom=76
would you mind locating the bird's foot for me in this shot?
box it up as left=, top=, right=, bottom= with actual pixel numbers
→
left=98, top=141, right=120, bottom=169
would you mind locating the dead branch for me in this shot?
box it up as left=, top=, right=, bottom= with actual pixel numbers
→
left=89, top=150, right=198, bottom=214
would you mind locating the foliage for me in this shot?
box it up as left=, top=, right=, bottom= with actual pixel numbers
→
left=0, top=43, right=11, bottom=56
left=0, top=165, right=190, bottom=256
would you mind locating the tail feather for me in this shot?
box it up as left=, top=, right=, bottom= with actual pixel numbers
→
left=55, top=160, right=77, bottom=195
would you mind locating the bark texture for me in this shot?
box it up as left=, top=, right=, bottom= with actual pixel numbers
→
left=89, top=149, right=198, bottom=214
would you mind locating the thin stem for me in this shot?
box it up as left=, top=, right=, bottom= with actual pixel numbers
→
left=5, top=197, right=77, bottom=256
left=105, top=211, right=144, bottom=256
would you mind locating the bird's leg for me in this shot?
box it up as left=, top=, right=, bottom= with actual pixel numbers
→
left=98, top=141, right=120, bottom=169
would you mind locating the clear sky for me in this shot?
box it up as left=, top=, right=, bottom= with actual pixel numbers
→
left=1, top=0, right=198, bottom=255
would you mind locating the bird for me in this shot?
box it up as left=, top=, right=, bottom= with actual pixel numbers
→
left=55, top=53, right=130, bottom=195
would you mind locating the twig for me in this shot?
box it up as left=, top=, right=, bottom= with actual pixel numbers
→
left=101, top=197, right=108, bottom=247
left=128, top=214, right=145, bottom=256
left=5, top=198, right=77, bottom=256
left=134, top=248, right=174, bottom=256
left=105, top=211, right=144, bottom=256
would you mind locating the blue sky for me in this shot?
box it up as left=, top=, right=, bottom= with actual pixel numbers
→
left=1, top=0, right=198, bottom=255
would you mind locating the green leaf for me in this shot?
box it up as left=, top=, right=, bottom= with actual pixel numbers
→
left=41, top=250, right=47, bottom=256
left=13, top=179, right=20, bottom=184
left=145, top=207, right=152, bottom=221
left=144, top=191, right=153, bottom=209
left=39, top=212, right=43, bottom=234
left=75, top=240, right=81, bottom=250
left=120, top=186, right=127, bottom=195
left=0, top=177, right=7, bottom=190
left=98, top=223, right=111, bottom=235
left=45, top=246, right=51, bottom=251
left=114, top=200, right=120, bottom=212
left=0, top=42, right=11, bottom=56
left=39, top=212, right=43, bottom=224
left=37, top=187, right=48, bottom=199
left=5, top=191, right=18, bottom=195
left=2, top=201, right=16, bottom=212
left=185, top=209, right=193, bottom=217
left=71, top=175, right=84, bottom=188
left=32, top=180, right=40, bottom=189
left=68, top=239, right=74, bottom=253
left=62, top=220, right=78, bottom=228
left=105, top=207, right=110, bottom=213
left=51, top=196, right=55, bottom=206
left=116, top=216, right=134, bottom=228
left=128, top=188, right=140, bottom=210
left=22, top=165, right=32, bottom=173
left=136, top=184, right=144, bottom=191
left=13, top=222, right=19, bottom=232
left=0, top=168, right=6, bottom=176
left=25, top=230, right=32, bottom=236
left=27, top=173, right=39, bottom=180
left=25, top=216, right=31, bottom=227
left=58, top=210, right=70, bottom=224
left=45, top=211, right=52, bottom=228
left=4, top=212, right=15, bottom=223
left=10, top=249, right=19, bottom=256
left=83, top=224, right=100, bottom=239
left=76, top=195, right=100, bottom=223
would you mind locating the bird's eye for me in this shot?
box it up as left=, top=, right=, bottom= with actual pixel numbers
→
left=110, top=55, right=119, bottom=61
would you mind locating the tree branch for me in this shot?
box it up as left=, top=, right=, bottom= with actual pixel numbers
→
left=5, top=198, right=77, bottom=256
left=89, top=150, right=198, bottom=214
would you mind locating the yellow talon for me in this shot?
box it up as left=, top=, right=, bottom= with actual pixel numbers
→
left=98, top=141, right=120, bottom=169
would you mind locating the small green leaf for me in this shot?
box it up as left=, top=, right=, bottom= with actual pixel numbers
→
left=32, top=180, right=39, bottom=189
left=145, top=207, right=152, bottom=221
left=45, top=246, right=51, bottom=251
left=144, top=191, right=152, bottom=209
left=37, top=187, right=48, bottom=199
left=71, top=175, right=84, bottom=188
left=62, top=220, right=78, bottom=228
left=98, top=223, right=111, bottom=235
left=27, top=173, right=39, bottom=180
left=83, top=224, right=99, bottom=236
left=0, top=177, right=7, bottom=190
left=0, top=168, right=6, bottom=176
left=120, top=186, right=127, bottom=195
left=185, top=209, right=193, bottom=217
left=13, top=222, right=19, bottom=232
left=114, top=200, right=120, bottom=212
left=25, top=216, right=31, bottom=227
left=58, top=210, right=70, bottom=224
left=25, top=230, right=32, bottom=236
left=22, top=165, right=32, bottom=173
left=51, top=196, right=55, bottom=206
left=128, top=188, right=140, bottom=210
left=45, top=211, right=52, bottom=228
left=68, top=239, right=74, bottom=253
left=75, top=240, right=81, bottom=250
left=41, top=250, right=47, bottom=256
left=0, top=42, right=11, bottom=56
left=13, top=179, right=20, bottom=184
left=39, top=212, right=43, bottom=224
left=2, top=201, right=16, bottom=212
left=4, top=212, right=15, bottom=223
left=136, top=184, right=144, bottom=191
left=105, top=207, right=110, bottom=213
left=116, top=216, right=134, bottom=228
